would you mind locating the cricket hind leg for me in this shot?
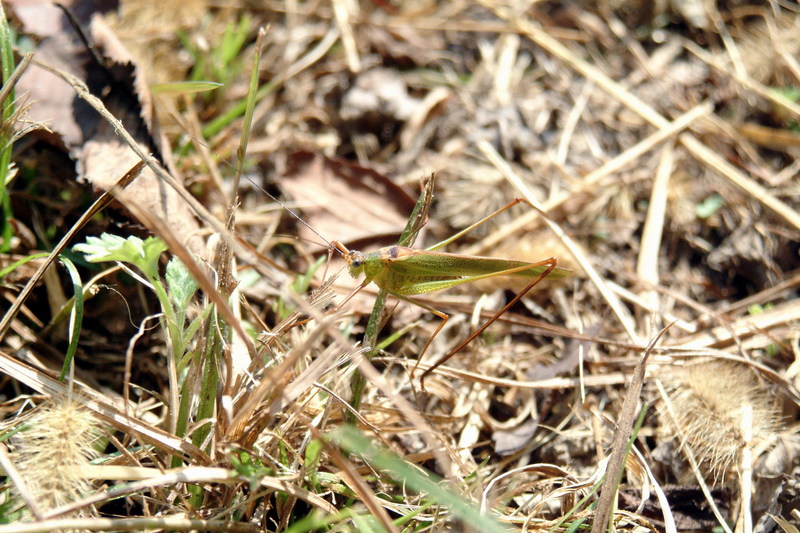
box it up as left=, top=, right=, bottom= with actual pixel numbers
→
left=417, top=257, right=558, bottom=391
left=393, top=297, right=450, bottom=389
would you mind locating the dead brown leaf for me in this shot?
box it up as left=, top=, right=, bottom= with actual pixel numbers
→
left=276, top=151, right=417, bottom=248
left=12, top=2, right=201, bottom=251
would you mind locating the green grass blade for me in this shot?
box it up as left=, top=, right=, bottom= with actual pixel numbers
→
left=330, top=425, right=509, bottom=532
left=57, top=256, right=84, bottom=382
left=348, top=178, right=434, bottom=418
left=150, top=81, right=223, bottom=94
left=0, top=253, right=50, bottom=279
left=233, top=27, right=265, bottom=193
left=0, top=2, right=16, bottom=252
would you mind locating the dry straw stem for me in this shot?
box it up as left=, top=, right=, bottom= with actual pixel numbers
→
left=0, top=161, right=144, bottom=344
left=685, top=39, right=800, bottom=118
left=318, top=429, right=399, bottom=533
left=320, top=316, right=461, bottom=480
left=40, top=466, right=335, bottom=521
left=717, top=272, right=800, bottom=316
left=479, top=462, right=602, bottom=525
left=0, top=51, right=32, bottom=106
left=606, top=281, right=696, bottom=334
left=32, top=60, right=261, bottom=367
left=591, top=323, right=671, bottom=533
left=0, top=440, right=44, bottom=520
left=21, top=51, right=461, bottom=498
left=478, top=1, right=800, bottom=232
left=332, top=0, right=361, bottom=73
left=478, top=139, right=642, bottom=345
left=0, top=351, right=207, bottom=462
left=462, top=101, right=713, bottom=257
left=0, top=516, right=260, bottom=533
left=627, top=445, right=678, bottom=532
left=630, top=275, right=797, bottom=361
left=636, top=142, right=674, bottom=291
left=675, top=298, right=800, bottom=350
left=413, top=359, right=631, bottom=390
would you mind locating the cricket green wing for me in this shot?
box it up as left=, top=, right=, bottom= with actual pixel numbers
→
left=385, top=247, right=571, bottom=279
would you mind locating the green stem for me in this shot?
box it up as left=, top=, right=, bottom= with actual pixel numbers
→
left=0, top=3, right=16, bottom=252
left=347, top=178, right=433, bottom=420
left=151, top=277, right=183, bottom=435
left=347, top=290, right=387, bottom=422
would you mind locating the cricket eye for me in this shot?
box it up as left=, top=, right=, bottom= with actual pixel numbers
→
left=351, top=258, right=363, bottom=268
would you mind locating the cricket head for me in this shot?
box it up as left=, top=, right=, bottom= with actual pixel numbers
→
left=345, top=250, right=367, bottom=278
left=332, top=241, right=367, bottom=278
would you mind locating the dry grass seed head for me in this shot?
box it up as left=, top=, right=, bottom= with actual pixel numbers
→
left=735, top=11, right=800, bottom=86
left=659, top=360, right=780, bottom=484
left=11, top=395, right=101, bottom=513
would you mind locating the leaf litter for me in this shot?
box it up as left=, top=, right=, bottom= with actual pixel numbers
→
left=2, top=0, right=800, bottom=531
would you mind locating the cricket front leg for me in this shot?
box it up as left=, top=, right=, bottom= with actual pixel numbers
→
left=285, top=278, right=371, bottom=332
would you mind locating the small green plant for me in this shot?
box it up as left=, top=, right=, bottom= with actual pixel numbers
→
left=230, top=450, right=275, bottom=489
left=73, top=234, right=204, bottom=362
left=179, top=13, right=252, bottom=99
left=73, top=234, right=208, bottom=450
left=696, top=193, right=724, bottom=219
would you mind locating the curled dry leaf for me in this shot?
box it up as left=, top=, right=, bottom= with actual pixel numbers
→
left=12, top=2, right=201, bottom=252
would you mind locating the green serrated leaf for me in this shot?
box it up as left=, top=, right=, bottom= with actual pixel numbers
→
left=74, top=234, right=168, bottom=280
left=166, top=256, right=198, bottom=310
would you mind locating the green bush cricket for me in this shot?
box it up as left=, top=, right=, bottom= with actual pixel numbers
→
left=269, top=187, right=569, bottom=391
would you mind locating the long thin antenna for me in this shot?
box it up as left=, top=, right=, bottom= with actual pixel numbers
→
left=243, top=176, right=335, bottom=250
left=150, top=103, right=338, bottom=252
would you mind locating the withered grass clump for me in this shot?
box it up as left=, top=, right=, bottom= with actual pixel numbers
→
left=659, top=360, right=780, bottom=483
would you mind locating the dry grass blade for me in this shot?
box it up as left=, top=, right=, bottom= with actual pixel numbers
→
left=0, top=516, right=260, bottom=533
left=0, top=160, right=144, bottom=342
left=675, top=298, right=800, bottom=349
left=480, top=1, right=800, bottom=231
left=677, top=133, right=800, bottom=230
left=321, top=437, right=399, bottom=533
left=463, top=101, right=713, bottom=257
left=0, top=350, right=207, bottom=462
left=41, top=466, right=336, bottom=520
left=591, top=323, right=673, bottom=532
left=0, top=52, right=32, bottom=105
left=480, top=139, right=641, bottom=343
left=636, top=142, right=674, bottom=289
